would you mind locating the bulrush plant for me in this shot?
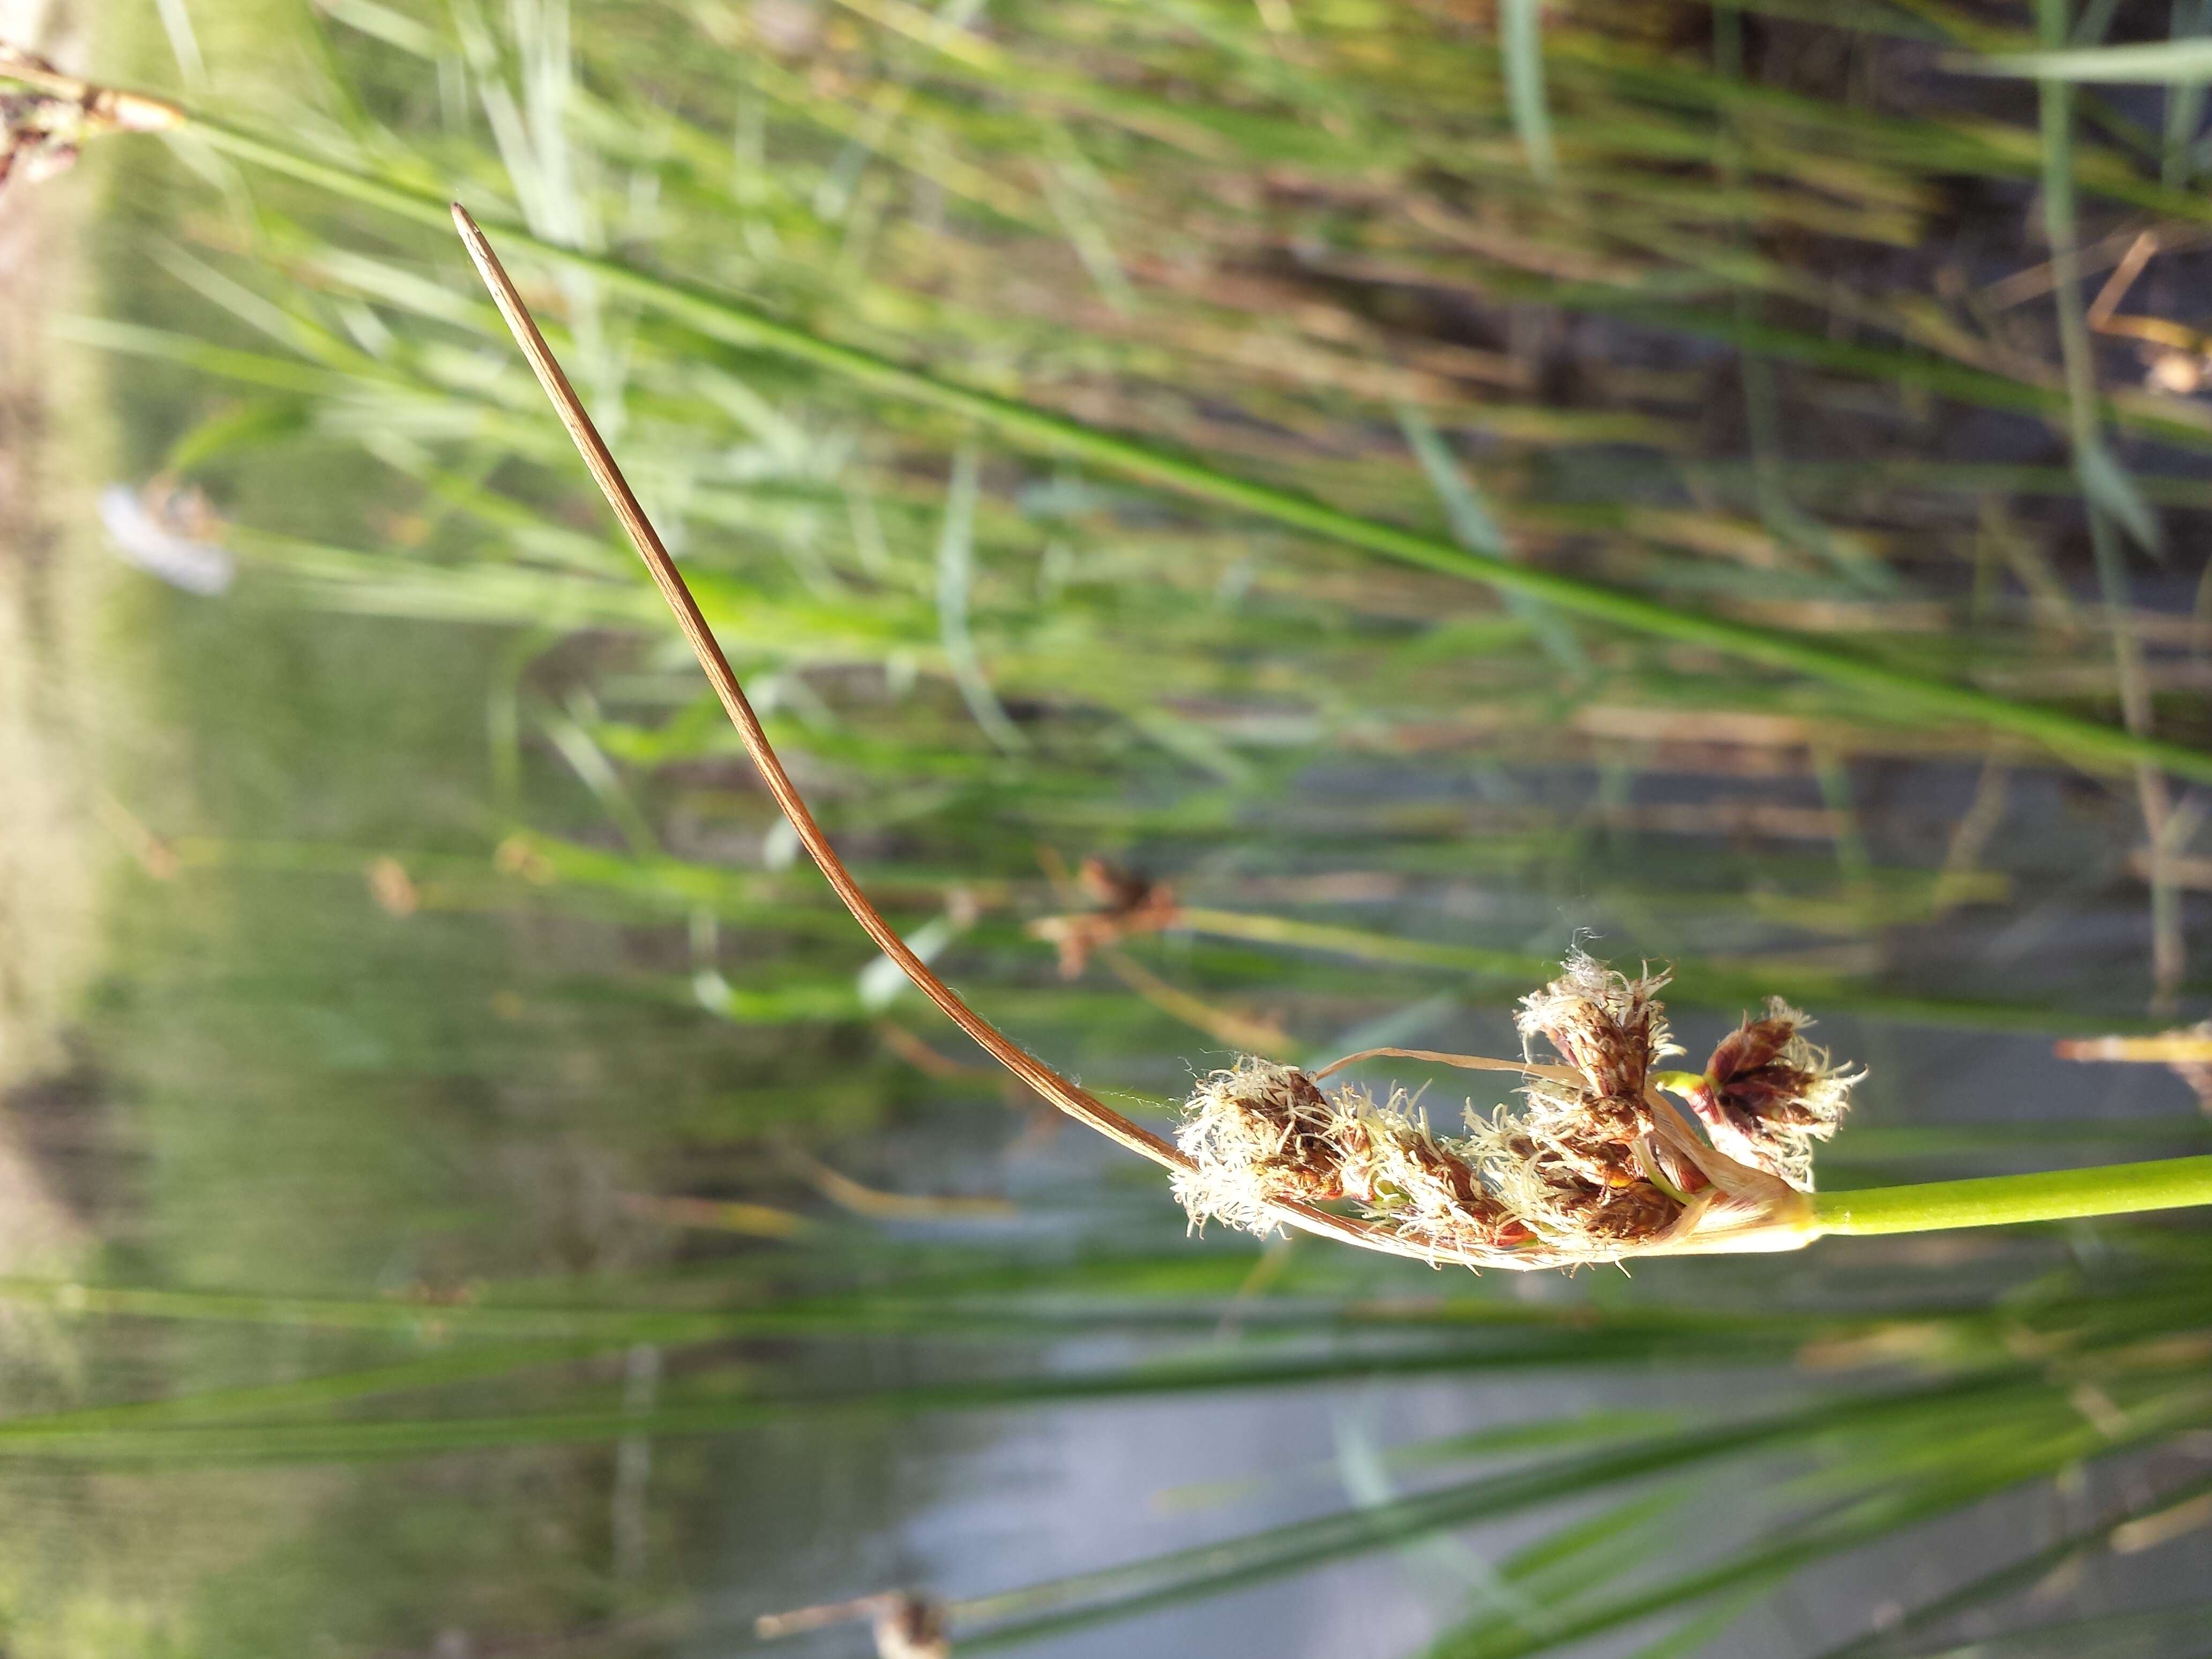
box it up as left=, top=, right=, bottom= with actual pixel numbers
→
left=447, top=204, right=2212, bottom=1268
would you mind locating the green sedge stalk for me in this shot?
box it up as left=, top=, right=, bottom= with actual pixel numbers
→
left=81, top=100, right=2212, bottom=787
left=1812, top=1154, right=2212, bottom=1236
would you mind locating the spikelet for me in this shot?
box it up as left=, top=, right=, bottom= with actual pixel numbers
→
left=1676, top=999, right=1861, bottom=1190
left=1174, top=1059, right=1543, bottom=1261
left=1515, top=950, right=1678, bottom=1102
left=1498, top=952, right=1694, bottom=1250
left=1174, top=1059, right=1351, bottom=1233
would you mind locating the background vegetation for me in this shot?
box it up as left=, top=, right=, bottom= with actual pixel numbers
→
left=4, top=0, right=2212, bottom=1652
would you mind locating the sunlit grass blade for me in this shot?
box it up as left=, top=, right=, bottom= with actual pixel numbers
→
left=1499, top=0, right=1559, bottom=184
left=1961, top=38, right=2212, bottom=77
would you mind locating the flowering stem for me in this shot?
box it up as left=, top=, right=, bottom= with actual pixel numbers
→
left=1812, top=1155, right=2212, bottom=1236
left=449, top=206, right=1535, bottom=1275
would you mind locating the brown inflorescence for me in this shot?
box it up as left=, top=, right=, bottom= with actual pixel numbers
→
left=1174, top=952, right=1859, bottom=1267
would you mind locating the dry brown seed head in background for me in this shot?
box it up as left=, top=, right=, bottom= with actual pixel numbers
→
left=1026, top=856, right=1181, bottom=976
left=873, top=1593, right=951, bottom=1659
left=0, top=44, right=182, bottom=190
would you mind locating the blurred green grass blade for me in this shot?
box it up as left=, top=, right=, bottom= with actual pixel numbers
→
left=1585, top=294, right=2211, bottom=451
left=1489, top=1485, right=1700, bottom=1627
left=56, top=314, right=350, bottom=397
left=1624, top=1587, right=1767, bottom=1659
left=935, top=442, right=1029, bottom=752
left=540, top=708, right=661, bottom=857
left=2163, top=0, right=2212, bottom=184
left=1036, top=128, right=1138, bottom=313
left=163, top=396, right=315, bottom=470
left=322, top=0, right=443, bottom=56
left=2075, top=436, right=2163, bottom=558
left=1808, top=1467, right=2212, bottom=1658
left=950, top=1373, right=2057, bottom=1650
left=1962, top=38, right=2212, bottom=77
left=0, top=1341, right=602, bottom=1437
left=1157, top=1409, right=1687, bottom=1514
left=1500, top=0, right=1559, bottom=184
left=0, top=1276, right=749, bottom=1340
left=1499, top=1487, right=1692, bottom=1589
left=1398, top=405, right=1587, bottom=679
left=154, top=113, right=2212, bottom=782
left=1427, top=1385, right=2212, bottom=1658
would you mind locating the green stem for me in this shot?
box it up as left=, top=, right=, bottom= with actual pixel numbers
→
left=119, top=107, right=2212, bottom=786
left=1814, top=1155, right=2212, bottom=1235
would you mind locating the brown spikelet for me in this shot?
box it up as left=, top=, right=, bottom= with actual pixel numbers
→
left=1516, top=950, right=1677, bottom=1102
left=1492, top=953, right=1690, bottom=1247
left=1679, top=999, right=1860, bottom=1190
left=1174, top=1059, right=1350, bottom=1228
left=1174, top=1060, right=1539, bottom=1259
